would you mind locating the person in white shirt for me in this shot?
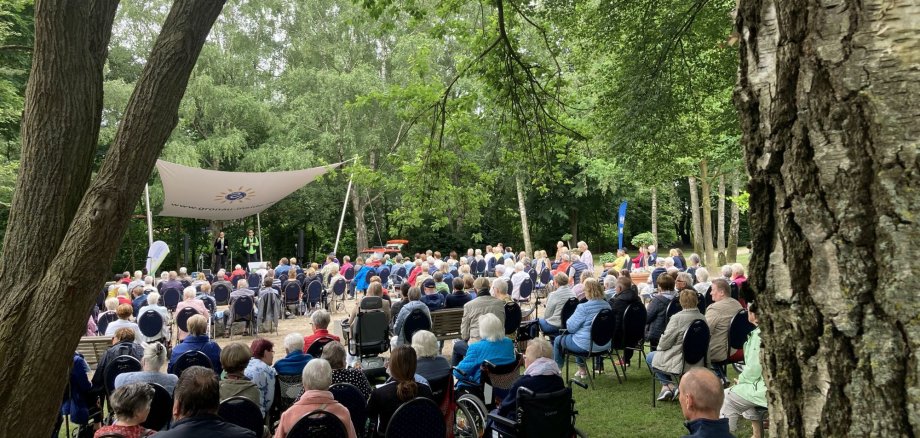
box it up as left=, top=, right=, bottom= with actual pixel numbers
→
left=510, top=262, right=530, bottom=300
left=578, top=241, right=593, bottom=273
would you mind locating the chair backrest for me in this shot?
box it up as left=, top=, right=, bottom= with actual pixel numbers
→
left=560, top=298, right=579, bottom=331
left=505, top=279, right=513, bottom=294
left=296, top=273, right=306, bottom=285
left=539, top=268, right=552, bottom=285
left=402, top=308, right=432, bottom=343
left=307, top=336, right=337, bottom=357
left=727, top=310, right=756, bottom=351
left=518, top=278, right=533, bottom=299
left=141, top=383, right=173, bottom=430
left=247, top=273, right=260, bottom=289
left=138, top=310, right=164, bottom=338
left=469, top=261, right=479, bottom=276
left=665, top=296, right=682, bottom=321
left=681, top=319, right=711, bottom=367
left=516, top=386, right=575, bottom=437
left=218, top=396, right=264, bottom=438
left=333, top=278, right=346, bottom=296
left=284, top=281, right=302, bottom=303
left=104, top=355, right=142, bottom=394
left=589, top=308, right=615, bottom=348
left=275, top=373, right=305, bottom=414
left=233, top=295, right=255, bottom=319
left=343, top=266, right=355, bottom=281
left=354, top=310, right=391, bottom=357
left=328, top=383, right=367, bottom=437
left=487, top=258, right=498, bottom=271
left=287, top=409, right=349, bottom=438
left=176, top=307, right=199, bottom=333
left=697, top=292, right=707, bottom=314
left=482, top=354, right=522, bottom=391
left=385, top=397, right=446, bottom=438
left=426, top=373, right=454, bottom=408
left=229, top=275, right=244, bottom=287
left=163, top=288, right=182, bottom=312
left=621, top=302, right=648, bottom=348
left=379, top=268, right=390, bottom=285
left=477, top=259, right=487, bottom=274
left=365, top=268, right=377, bottom=284
left=528, top=269, right=538, bottom=284
left=504, top=302, right=522, bottom=335
left=172, top=350, right=213, bottom=376
left=360, top=296, right=384, bottom=311
left=394, top=266, right=407, bottom=282
left=213, top=282, right=232, bottom=305
left=307, top=280, right=323, bottom=303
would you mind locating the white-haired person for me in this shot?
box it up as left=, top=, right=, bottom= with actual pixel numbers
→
left=509, top=262, right=530, bottom=300
left=115, top=341, right=179, bottom=395
left=93, top=383, right=156, bottom=438
left=412, top=330, right=451, bottom=382
left=174, top=286, right=211, bottom=341
left=693, top=267, right=712, bottom=297
left=731, top=263, right=747, bottom=287
left=577, top=241, right=593, bottom=273
left=453, top=313, right=516, bottom=392
left=552, top=278, right=611, bottom=379
left=489, top=339, right=564, bottom=434
left=274, top=333, right=312, bottom=376
left=137, top=292, right=170, bottom=342
left=275, top=359, right=357, bottom=438
left=115, top=284, right=131, bottom=306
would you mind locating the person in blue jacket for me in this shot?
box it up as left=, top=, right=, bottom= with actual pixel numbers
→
left=552, top=278, right=611, bottom=379
left=56, top=352, right=93, bottom=436
left=273, top=333, right=312, bottom=376
left=453, top=313, right=516, bottom=391
left=354, top=256, right=375, bottom=296
left=169, top=315, right=222, bottom=375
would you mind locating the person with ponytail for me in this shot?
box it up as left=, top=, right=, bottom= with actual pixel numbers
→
left=114, top=341, right=179, bottom=395
left=366, top=346, right=435, bottom=437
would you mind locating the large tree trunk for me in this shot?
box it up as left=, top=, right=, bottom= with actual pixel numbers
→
left=516, top=174, right=533, bottom=257
left=699, top=160, right=717, bottom=267
left=350, top=189, right=369, bottom=255
left=688, top=176, right=704, bottom=258
left=650, top=186, right=658, bottom=247
left=736, top=0, right=919, bottom=436
left=727, top=175, right=740, bottom=262
left=0, top=2, right=224, bottom=436
left=568, top=207, right=578, bottom=248
left=717, top=173, right=726, bottom=258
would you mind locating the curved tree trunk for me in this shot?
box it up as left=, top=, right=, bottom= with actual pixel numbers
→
left=0, top=2, right=225, bottom=436
left=689, top=176, right=704, bottom=258
left=736, top=0, right=919, bottom=436
left=350, top=189, right=369, bottom=254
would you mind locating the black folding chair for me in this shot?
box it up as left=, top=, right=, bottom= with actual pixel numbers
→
left=615, top=302, right=648, bottom=377
left=171, top=350, right=213, bottom=376
left=141, top=383, right=172, bottom=430
left=288, top=409, right=349, bottom=438
left=332, top=279, right=347, bottom=312
left=230, top=296, right=256, bottom=338
left=138, top=310, right=165, bottom=343
left=329, top=383, right=368, bottom=437
left=163, top=288, right=182, bottom=312
left=477, top=260, right=487, bottom=277
left=402, top=308, right=431, bottom=344
left=307, top=336, right=337, bottom=357
left=213, top=282, right=231, bottom=305
left=97, top=311, right=119, bottom=336
left=652, top=319, right=710, bottom=407
left=343, top=297, right=391, bottom=379
left=218, top=396, right=264, bottom=437
left=284, top=281, right=303, bottom=315
left=307, top=280, right=324, bottom=312
left=273, top=373, right=304, bottom=421
left=379, top=268, right=390, bottom=287
left=504, top=302, right=522, bottom=338
left=714, top=309, right=756, bottom=376
left=561, top=309, right=621, bottom=388
left=104, top=355, right=142, bottom=395
left=550, top=298, right=580, bottom=344
left=248, top=273, right=261, bottom=289
left=385, top=397, right=446, bottom=438
left=175, top=307, right=200, bottom=340
left=487, top=385, right=587, bottom=438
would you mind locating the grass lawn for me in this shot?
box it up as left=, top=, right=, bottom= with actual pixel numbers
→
left=569, top=350, right=760, bottom=438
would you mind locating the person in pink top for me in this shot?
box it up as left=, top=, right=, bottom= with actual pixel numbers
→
left=175, top=287, right=211, bottom=341
left=274, top=358, right=356, bottom=438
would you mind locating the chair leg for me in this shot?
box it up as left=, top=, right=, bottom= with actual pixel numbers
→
left=585, top=356, right=595, bottom=389
left=612, top=349, right=626, bottom=381
left=608, top=353, right=622, bottom=384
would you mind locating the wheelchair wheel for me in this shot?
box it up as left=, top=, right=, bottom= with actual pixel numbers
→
left=573, top=427, right=588, bottom=438
left=457, top=393, right=488, bottom=438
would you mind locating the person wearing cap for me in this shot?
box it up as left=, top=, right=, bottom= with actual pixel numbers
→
left=420, top=278, right=446, bottom=312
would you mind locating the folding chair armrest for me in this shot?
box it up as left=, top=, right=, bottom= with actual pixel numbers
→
left=487, top=413, right=517, bottom=429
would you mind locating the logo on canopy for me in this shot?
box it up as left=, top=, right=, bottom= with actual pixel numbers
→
left=215, top=187, right=256, bottom=204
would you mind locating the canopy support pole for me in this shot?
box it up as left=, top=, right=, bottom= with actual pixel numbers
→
left=334, top=171, right=354, bottom=257
left=257, top=213, right=264, bottom=262
left=144, top=183, right=154, bottom=247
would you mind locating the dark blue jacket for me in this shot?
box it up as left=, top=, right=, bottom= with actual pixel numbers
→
left=169, top=335, right=222, bottom=375
left=651, top=267, right=668, bottom=288
left=132, top=293, right=149, bottom=316
left=421, top=292, right=446, bottom=312
left=273, top=350, right=312, bottom=376
left=445, top=291, right=473, bottom=309
left=682, top=418, right=735, bottom=438
left=496, top=374, right=565, bottom=420
left=61, top=353, right=92, bottom=424
left=155, top=414, right=255, bottom=438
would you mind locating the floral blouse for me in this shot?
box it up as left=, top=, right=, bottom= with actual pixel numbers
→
left=244, top=357, right=276, bottom=414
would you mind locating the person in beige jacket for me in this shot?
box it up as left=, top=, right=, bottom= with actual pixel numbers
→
left=647, top=290, right=706, bottom=401
left=451, top=277, right=506, bottom=366
left=705, top=279, right=743, bottom=363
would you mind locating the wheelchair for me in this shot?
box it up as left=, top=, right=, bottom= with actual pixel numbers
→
left=452, top=354, right=523, bottom=437
left=340, top=296, right=390, bottom=379
left=487, top=379, right=589, bottom=438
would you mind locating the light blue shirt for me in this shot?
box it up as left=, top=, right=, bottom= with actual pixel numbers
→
left=566, top=299, right=612, bottom=352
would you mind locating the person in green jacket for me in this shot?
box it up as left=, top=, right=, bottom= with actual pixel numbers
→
left=243, top=229, right=260, bottom=263
left=720, top=301, right=766, bottom=437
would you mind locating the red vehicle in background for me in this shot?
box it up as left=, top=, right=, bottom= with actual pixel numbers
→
left=359, top=240, right=408, bottom=265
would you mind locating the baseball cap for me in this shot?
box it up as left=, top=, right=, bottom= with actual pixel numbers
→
left=422, top=279, right=436, bottom=289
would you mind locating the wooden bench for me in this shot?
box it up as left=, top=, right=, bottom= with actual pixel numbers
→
left=77, top=335, right=113, bottom=370
left=430, top=308, right=464, bottom=341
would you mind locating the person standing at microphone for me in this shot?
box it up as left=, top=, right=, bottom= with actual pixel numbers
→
left=243, top=229, right=260, bottom=264
left=214, top=231, right=228, bottom=271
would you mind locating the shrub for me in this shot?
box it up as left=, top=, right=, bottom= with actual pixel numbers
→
left=631, top=232, right=655, bottom=248
left=599, top=252, right=616, bottom=264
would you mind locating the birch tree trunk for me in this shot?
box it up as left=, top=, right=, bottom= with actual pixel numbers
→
left=0, top=2, right=224, bottom=436
left=700, top=160, right=717, bottom=266
left=736, top=0, right=919, bottom=435
left=650, top=186, right=658, bottom=247
left=717, top=173, right=726, bottom=259
left=727, top=175, right=740, bottom=262
left=689, top=176, right=704, bottom=258
left=516, top=174, right=533, bottom=257
left=350, top=189, right=369, bottom=254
